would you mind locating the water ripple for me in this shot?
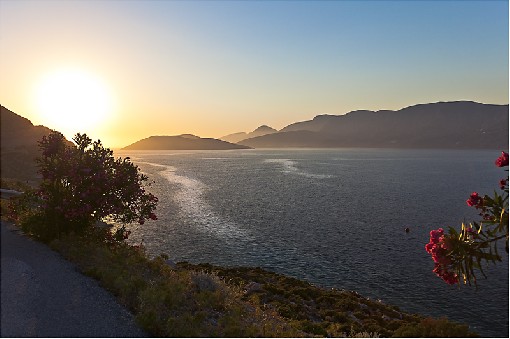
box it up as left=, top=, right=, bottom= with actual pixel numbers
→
left=264, top=158, right=333, bottom=179
left=138, top=161, right=251, bottom=241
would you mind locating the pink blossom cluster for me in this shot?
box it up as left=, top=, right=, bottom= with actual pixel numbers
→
left=466, top=192, right=483, bottom=208
left=500, top=179, right=507, bottom=190
left=496, top=151, right=509, bottom=192
left=465, top=151, right=509, bottom=220
left=466, top=191, right=496, bottom=221
left=426, top=151, right=508, bottom=285
left=425, top=228, right=459, bottom=285
left=495, top=151, right=509, bottom=167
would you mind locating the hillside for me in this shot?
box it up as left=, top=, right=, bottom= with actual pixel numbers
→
left=220, top=125, right=277, bottom=144
left=122, top=135, right=251, bottom=150
left=0, top=105, right=57, bottom=183
left=238, top=101, right=509, bottom=149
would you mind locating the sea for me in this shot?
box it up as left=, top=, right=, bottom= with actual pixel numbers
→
left=115, top=148, right=509, bottom=337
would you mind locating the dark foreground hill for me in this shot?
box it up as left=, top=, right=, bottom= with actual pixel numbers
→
left=0, top=105, right=56, bottom=182
left=238, top=101, right=509, bottom=149
left=122, top=135, right=251, bottom=150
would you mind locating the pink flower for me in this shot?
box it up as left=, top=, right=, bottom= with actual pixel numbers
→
left=500, top=179, right=507, bottom=190
left=426, top=228, right=458, bottom=284
left=426, top=230, right=450, bottom=263
left=425, top=242, right=434, bottom=253
left=429, top=228, right=444, bottom=243
left=429, top=243, right=449, bottom=264
left=433, top=264, right=459, bottom=285
left=466, top=192, right=483, bottom=208
left=495, top=151, right=509, bottom=167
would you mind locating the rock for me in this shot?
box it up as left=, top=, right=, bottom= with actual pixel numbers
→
left=165, top=259, right=177, bottom=269
left=244, top=282, right=262, bottom=295
left=94, top=221, right=111, bottom=229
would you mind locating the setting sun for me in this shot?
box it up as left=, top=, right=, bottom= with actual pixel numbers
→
left=33, top=68, right=114, bottom=137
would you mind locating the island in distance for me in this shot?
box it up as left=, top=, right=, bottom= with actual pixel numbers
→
left=122, top=134, right=251, bottom=150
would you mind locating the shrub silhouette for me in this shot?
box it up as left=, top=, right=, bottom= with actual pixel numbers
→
left=10, top=132, right=158, bottom=241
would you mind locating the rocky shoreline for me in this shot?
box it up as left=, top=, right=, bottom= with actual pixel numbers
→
left=175, top=262, right=477, bottom=337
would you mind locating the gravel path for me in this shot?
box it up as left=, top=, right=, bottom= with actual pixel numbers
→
left=1, top=221, right=147, bottom=337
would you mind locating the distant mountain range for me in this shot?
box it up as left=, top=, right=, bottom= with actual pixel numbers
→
left=122, top=134, right=251, bottom=150
left=236, top=101, right=508, bottom=149
left=220, top=125, right=277, bottom=143
left=2, top=101, right=508, bottom=182
left=1, top=105, right=57, bottom=182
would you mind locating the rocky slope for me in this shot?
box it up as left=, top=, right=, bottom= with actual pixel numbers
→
left=0, top=106, right=56, bottom=182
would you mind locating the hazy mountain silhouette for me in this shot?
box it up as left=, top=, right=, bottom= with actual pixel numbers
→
left=238, top=101, right=508, bottom=149
left=1, top=105, right=58, bottom=182
left=220, top=125, right=277, bottom=143
left=122, top=135, right=251, bottom=150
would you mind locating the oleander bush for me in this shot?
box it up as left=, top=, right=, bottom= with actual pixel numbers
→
left=8, top=132, right=157, bottom=242
left=425, top=151, right=509, bottom=286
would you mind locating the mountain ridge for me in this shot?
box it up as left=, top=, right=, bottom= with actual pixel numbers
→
left=237, top=101, right=508, bottom=149
left=1, top=105, right=60, bottom=182
left=220, top=125, right=277, bottom=143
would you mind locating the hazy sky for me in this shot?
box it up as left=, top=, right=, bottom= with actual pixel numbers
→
left=0, top=0, right=508, bottom=148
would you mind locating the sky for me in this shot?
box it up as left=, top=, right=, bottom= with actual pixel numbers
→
left=0, top=0, right=508, bottom=148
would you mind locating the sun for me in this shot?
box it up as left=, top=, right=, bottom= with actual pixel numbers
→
left=34, top=68, right=114, bottom=137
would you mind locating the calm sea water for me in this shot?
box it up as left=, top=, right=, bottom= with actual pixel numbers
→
left=116, top=149, right=509, bottom=337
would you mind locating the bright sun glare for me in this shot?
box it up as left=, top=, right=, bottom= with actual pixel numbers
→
left=34, top=68, right=114, bottom=136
